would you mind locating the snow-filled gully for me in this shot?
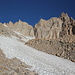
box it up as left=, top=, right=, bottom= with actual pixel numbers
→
left=0, top=36, right=75, bottom=75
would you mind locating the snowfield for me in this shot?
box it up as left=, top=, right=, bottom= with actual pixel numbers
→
left=3, top=24, right=35, bottom=42
left=0, top=36, right=75, bottom=75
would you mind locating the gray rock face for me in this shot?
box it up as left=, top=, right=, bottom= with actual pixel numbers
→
left=6, top=20, right=34, bottom=37
left=34, top=18, right=63, bottom=39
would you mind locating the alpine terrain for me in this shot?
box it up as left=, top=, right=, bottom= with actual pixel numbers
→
left=0, top=12, right=75, bottom=75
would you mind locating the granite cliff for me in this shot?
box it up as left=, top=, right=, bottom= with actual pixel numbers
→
left=34, top=12, right=75, bottom=39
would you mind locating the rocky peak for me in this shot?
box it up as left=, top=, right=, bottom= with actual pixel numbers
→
left=60, top=12, right=68, bottom=18
left=34, top=17, right=63, bottom=39
left=9, top=21, right=13, bottom=23
left=18, top=19, right=23, bottom=24
left=60, top=12, right=70, bottom=22
left=34, top=13, right=75, bottom=39
left=39, top=19, right=46, bottom=23
left=6, top=20, right=35, bottom=37
left=19, top=19, right=21, bottom=22
left=59, top=12, right=75, bottom=36
left=35, top=19, right=46, bottom=28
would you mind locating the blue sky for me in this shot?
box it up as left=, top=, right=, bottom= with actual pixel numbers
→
left=0, top=0, right=75, bottom=26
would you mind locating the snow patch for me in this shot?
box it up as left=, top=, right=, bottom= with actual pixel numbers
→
left=11, top=30, right=35, bottom=42
left=2, top=24, right=35, bottom=42
left=0, top=36, right=75, bottom=75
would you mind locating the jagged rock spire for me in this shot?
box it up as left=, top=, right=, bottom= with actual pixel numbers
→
left=60, top=12, right=68, bottom=17
left=9, top=21, right=12, bottom=23
left=9, top=21, right=13, bottom=25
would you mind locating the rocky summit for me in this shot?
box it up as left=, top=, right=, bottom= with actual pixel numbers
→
left=34, top=12, right=75, bottom=39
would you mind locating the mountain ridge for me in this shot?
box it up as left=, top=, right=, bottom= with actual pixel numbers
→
left=0, top=12, right=75, bottom=40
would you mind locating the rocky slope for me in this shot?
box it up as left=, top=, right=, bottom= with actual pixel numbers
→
left=26, top=35, right=75, bottom=62
left=0, top=49, right=38, bottom=75
left=0, top=23, right=37, bottom=75
left=25, top=12, right=75, bottom=62
left=0, top=23, right=35, bottom=43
